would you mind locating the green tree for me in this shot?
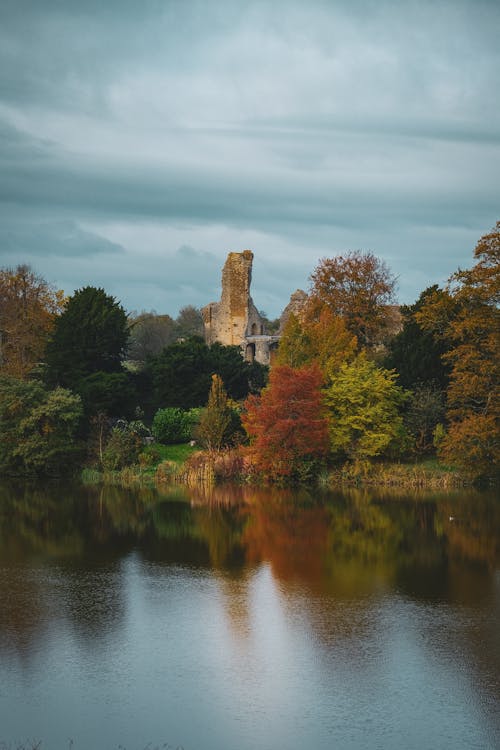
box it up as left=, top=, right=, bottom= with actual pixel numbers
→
left=45, top=286, right=132, bottom=416
left=152, top=407, right=197, bottom=444
left=384, top=286, right=451, bottom=390
left=196, top=374, right=233, bottom=451
left=404, top=383, right=445, bottom=456
left=46, top=286, right=129, bottom=386
left=0, top=376, right=82, bottom=475
left=148, top=337, right=267, bottom=411
left=324, top=353, right=409, bottom=463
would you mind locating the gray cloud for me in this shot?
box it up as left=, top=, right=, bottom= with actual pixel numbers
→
left=1, top=0, right=499, bottom=317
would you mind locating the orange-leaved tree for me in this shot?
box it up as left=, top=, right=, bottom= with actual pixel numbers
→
left=276, top=306, right=357, bottom=380
left=309, top=251, right=396, bottom=350
left=241, top=363, right=329, bottom=481
left=417, top=222, right=500, bottom=479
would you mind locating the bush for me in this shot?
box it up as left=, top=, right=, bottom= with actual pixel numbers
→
left=102, top=426, right=142, bottom=471
left=152, top=407, right=199, bottom=444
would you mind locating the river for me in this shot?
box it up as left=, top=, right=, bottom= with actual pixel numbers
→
left=0, top=481, right=498, bottom=749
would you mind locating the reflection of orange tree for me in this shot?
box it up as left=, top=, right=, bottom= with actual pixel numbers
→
left=240, top=488, right=331, bottom=585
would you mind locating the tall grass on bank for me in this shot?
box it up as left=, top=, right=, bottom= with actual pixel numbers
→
left=326, top=459, right=469, bottom=489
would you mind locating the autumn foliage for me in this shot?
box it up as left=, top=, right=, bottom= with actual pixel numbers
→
left=242, top=364, right=329, bottom=480
left=309, top=250, right=396, bottom=350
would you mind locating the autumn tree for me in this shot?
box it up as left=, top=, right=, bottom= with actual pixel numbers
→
left=0, top=264, right=65, bottom=379
left=417, top=223, right=500, bottom=478
left=309, top=251, right=396, bottom=350
left=242, top=364, right=330, bottom=481
left=323, top=353, right=409, bottom=463
left=277, top=304, right=357, bottom=380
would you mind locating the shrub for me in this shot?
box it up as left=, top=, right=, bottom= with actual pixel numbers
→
left=152, top=407, right=197, bottom=444
left=102, top=426, right=142, bottom=471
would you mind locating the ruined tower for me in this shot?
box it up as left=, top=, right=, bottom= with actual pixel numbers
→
left=202, top=250, right=280, bottom=365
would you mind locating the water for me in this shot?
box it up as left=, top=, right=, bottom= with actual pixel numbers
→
left=0, top=481, right=498, bottom=750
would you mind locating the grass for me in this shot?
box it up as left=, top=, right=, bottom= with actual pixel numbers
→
left=81, top=442, right=198, bottom=487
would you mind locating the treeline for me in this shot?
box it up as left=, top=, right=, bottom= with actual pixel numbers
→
left=0, top=222, right=498, bottom=483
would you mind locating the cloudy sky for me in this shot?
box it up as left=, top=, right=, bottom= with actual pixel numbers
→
left=1, top=0, right=499, bottom=318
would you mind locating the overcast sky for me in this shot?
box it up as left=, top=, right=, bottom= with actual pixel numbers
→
left=1, top=0, right=499, bottom=318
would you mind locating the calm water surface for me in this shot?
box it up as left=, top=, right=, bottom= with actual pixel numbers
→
left=0, top=481, right=499, bottom=750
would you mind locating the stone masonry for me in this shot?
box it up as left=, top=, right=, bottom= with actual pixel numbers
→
left=202, top=250, right=281, bottom=365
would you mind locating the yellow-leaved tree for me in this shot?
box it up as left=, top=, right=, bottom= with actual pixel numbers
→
left=0, top=264, right=65, bottom=379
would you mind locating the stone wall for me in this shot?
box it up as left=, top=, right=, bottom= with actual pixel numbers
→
left=202, top=250, right=279, bottom=365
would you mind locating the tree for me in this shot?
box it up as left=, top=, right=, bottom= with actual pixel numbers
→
left=152, top=407, right=198, bottom=444
left=384, top=286, right=452, bottom=391
left=148, top=337, right=267, bottom=411
left=196, top=374, right=233, bottom=451
left=309, top=251, right=396, bottom=350
left=0, top=376, right=82, bottom=475
left=242, top=364, right=330, bottom=480
left=127, top=311, right=177, bottom=364
left=404, top=383, right=445, bottom=456
left=175, top=305, right=204, bottom=338
left=323, top=353, right=409, bottom=463
left=46, top=286, right=129, bottom=387
left=417, top=223, right=500, bottom=478
left=0, top=264, right=65, bottom=379
left=45, top=286, right=133, bottom=416
left=276, top=306, right=357, bottom=379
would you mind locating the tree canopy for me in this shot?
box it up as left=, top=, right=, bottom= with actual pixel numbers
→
left=46, top=286, right=129, bottom=387
left=148, top=336, right=267, bottom=411
left=0, top=264, right=65, bottom=379
left=309, top=251, right=396, bottom=350
left=242, top=363, right=329, bottom=480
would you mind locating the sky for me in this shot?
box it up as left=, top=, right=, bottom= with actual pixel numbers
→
left=1, top=0, right=499, bottom=318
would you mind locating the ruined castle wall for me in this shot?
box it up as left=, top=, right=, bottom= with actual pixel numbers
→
left=202, top=250, right=265, bottom=346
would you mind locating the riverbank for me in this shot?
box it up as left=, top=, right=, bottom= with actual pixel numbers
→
left=80, top=443, right=474, bottom=491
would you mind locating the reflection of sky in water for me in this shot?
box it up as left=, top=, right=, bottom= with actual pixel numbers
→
left=0, top=484, right=499, bottom=749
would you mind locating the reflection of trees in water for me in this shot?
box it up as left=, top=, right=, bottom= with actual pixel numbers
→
left=1, top=481, right=498, bottom=661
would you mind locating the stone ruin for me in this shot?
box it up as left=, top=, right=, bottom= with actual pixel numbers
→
left=202, top=250, right=291, bottom=366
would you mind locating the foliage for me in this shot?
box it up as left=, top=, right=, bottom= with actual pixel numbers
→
left=404, top=383, right=445, bottom=456
left=102, top=425, right=143, bottom=471
left=384, top=285, right=452, bottom=390
left=152, top=407, right=198, bottom=444
left=46, top=286, right=129, bottom=388
left=417, top=222, right=500, bottom=479
left=324, top=353, right=409, bottom=462
left=196, top=374, right=234, bottom=451
left=0, top=375, right=82, bottom=475
left=309, top=251, right=396, bottom=350
left=0, top=264, right=65, bottom=379
left=148, top=336, right=267, bottom=410
left=242, top=364, right=330, bottom=480
left=127, top=311, right=177, bottom=363
left=276, top=307, right=357, bottom=379
left=175, top=305, right=204, bottom=338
